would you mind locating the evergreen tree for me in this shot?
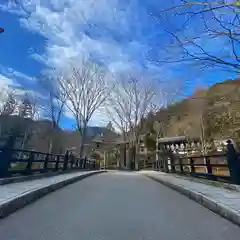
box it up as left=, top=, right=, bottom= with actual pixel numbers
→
left=1, top=93, right=17, bottom=116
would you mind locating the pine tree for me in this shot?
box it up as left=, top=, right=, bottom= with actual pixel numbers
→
left=1, top=93, right=17, bottom=116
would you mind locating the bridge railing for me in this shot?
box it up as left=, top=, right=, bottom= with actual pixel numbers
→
left=0, top=147, right=100, bottom=178
left=155, top=140, right=240, bottom=185
left=161, top=153, right=230, bottom=182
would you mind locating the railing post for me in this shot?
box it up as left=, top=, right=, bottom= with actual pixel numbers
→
left=44, top=154, right=49, bottom=172
left=159, top=158, right=164, bottom=171
left=179, top=157, right=184, bottom=173
left=75, top=158, right=79, bottom=168
left=0, top=148, right=11, bottom=178
left=91, top=160, right=94, bottom=170
left=86, top=159, right=89, bottom=169
left=170, top=152, right=176, bottom=173
left=163, top=157, right=169, bottom=173
left=63, top=150, right=69, bottom=171
left=155, top=160, right=158, bottom=171
left=226, top=140, right=240, bottom=184
left=190, top=158, right=195, bottom=174
left=0, top=135, right=15, bottom=178
left=26, top=152, right=34, bottom=174
left=83, top=157, right=86, bottom=169
left=69, top=153, right=74, bottom=169
left=79, top=158, right=82, bottom=169
left=89, top=160, right=92, bottom=170
left=55, top=155, right=60, bottom=171
left=205, top=157, right=212, bottom=174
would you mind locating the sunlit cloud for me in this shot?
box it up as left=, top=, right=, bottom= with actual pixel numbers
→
left=1, top=0, right=161, bottom=74
left=1, top=0, right=237, bottom=126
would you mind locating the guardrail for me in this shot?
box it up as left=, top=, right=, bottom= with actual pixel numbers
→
left=0, top=148, right=100, bottom=178
left=154, top=140, right=240, bottom=185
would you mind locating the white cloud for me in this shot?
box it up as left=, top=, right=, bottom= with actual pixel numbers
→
left=2, top=0, right=141, bottom=72
left=0, top=0, right=178, bottom=126
left=0, top=65, right=36, bottom=82
left=0, top=65, right=41, bottom=113
left=0, top=74, right=14, bottom=88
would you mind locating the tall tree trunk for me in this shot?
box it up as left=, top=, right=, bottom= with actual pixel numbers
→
left=48, top=139, right=53, bottom=153
left=200, top=114, right=208, bottom=173
left=48, top=127, right=56, bottom=153
left=134, top=143, right=139, bottom=171
left=117, top=151, right=120, bottom=168
left=20, top=132, right=27, bottom=150
left=79, top=127, right=87, bottom=159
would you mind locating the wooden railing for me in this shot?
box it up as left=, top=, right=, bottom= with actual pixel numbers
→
left=160, top=153, right=231, bottom=182
left=0, top=148, right=99, bottom=178
left=139, top=159, right=154, bottom=169
left=154, top=140, right=240, bottom=184
left=135, top=140, right=240, bottom=184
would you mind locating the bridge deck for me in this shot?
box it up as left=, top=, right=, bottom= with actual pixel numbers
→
left=1, top=172, right=240, bottom=239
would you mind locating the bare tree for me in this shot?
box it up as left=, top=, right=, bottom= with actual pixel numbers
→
left=149, top=1, right=240, bottom=73
left=106, top=73, right=163, bottom=170
left=57, top=60, right=110, bottom=158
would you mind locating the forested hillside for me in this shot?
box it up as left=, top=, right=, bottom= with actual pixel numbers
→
left=144, top=79, right=240, bottom=142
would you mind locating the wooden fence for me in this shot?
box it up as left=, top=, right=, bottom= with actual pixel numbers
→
left=138, top=139, right=240, bottom=185
left=0, top=148, right=99, bottom=178
left=157, top=152, right=231, bottom=182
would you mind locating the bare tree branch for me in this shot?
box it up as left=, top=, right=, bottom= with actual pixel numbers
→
left=57, top=60, right=111, bottom=158
left=149, top=1, right=240, bottom=73
left=105, top=73, right=165, bottom=169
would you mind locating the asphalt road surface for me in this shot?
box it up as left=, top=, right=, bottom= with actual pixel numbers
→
left=1, top=171, right=240, bottom=240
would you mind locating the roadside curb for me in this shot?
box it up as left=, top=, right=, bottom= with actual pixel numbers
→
left=0, top=170, right=106, bottom=219
left=144, top=174, right=240, bottom=227
left=0, top=169, right=93, bottom=185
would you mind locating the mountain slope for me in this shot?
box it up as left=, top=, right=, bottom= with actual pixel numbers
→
left=151, top=79, right=240, bottom=141
left=0, top=115, right=114, bottom=154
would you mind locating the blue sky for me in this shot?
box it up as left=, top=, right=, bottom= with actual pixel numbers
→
left=0, top=0, right=238, bottom=128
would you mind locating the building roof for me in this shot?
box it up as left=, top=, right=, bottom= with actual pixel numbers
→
left=92, top=129, right=119, bottom=144
left=157, top=136, right=200, bottom=144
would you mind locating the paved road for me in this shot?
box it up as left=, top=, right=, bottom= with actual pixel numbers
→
left=0, top=172, right=240, bottom=240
